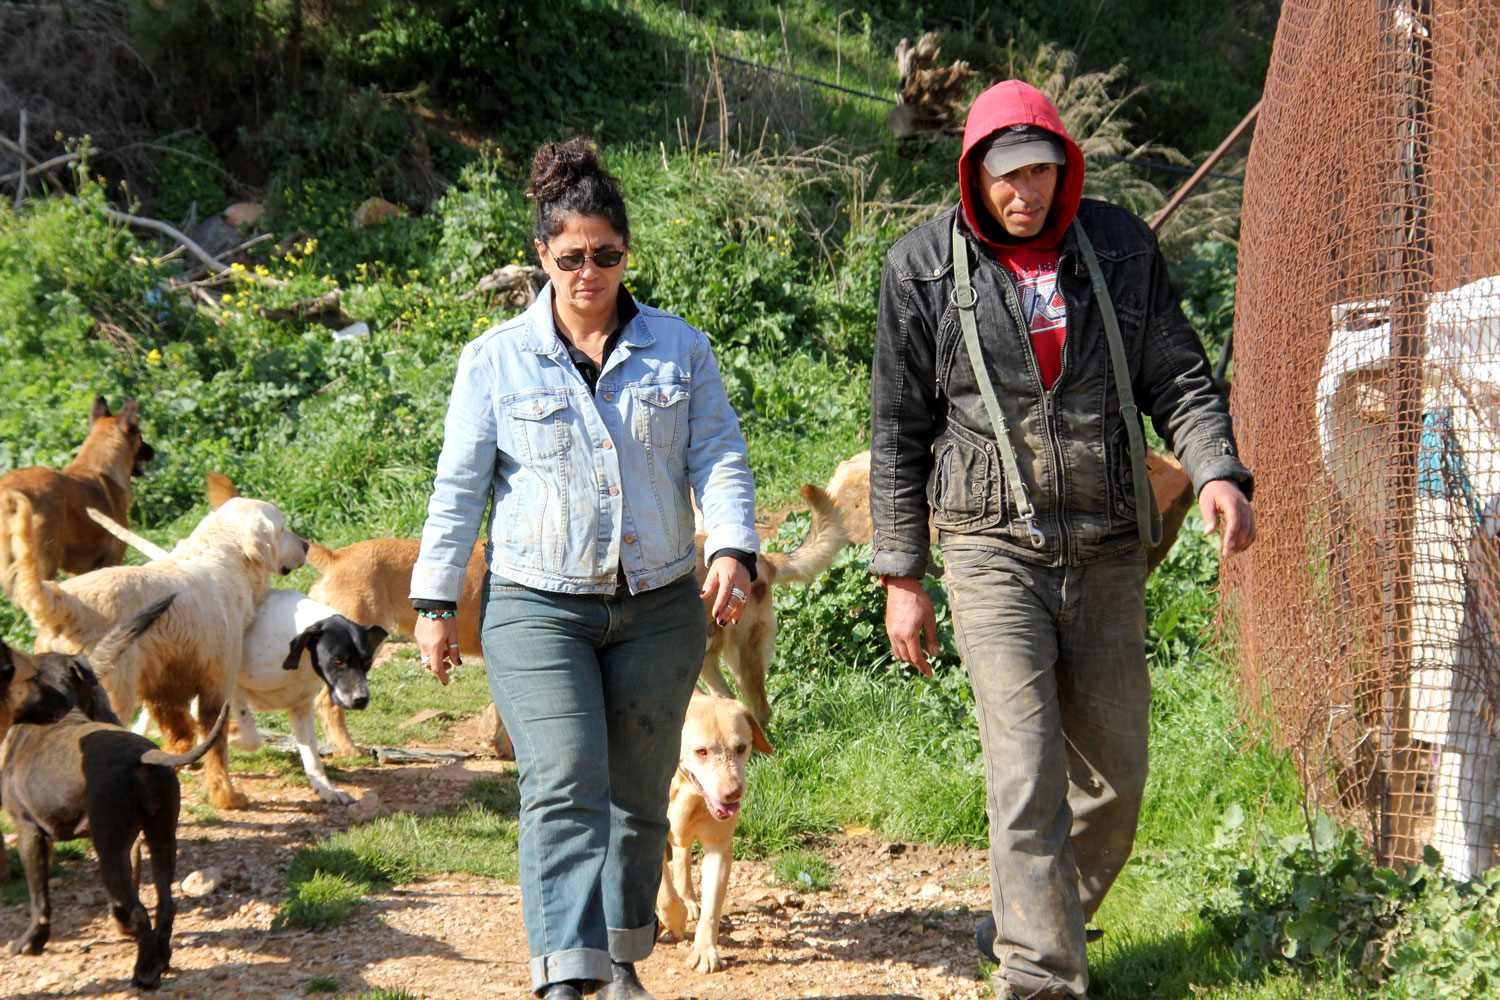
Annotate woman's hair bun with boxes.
[528,137,630,244]
[529,138,603,205]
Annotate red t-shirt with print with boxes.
[996,245,1065,389]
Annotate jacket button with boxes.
[533,405,542,414]
[658,394,667,403]
[603,392,614,402]
[608,486,619,496]
[624,533,635,544]
[601,440,613,450]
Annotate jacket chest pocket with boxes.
[1107,425,1137,521]
[508,393,573,461]
[633,384,690,451]
[927,422,1004,532]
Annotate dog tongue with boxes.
[709,798,741,820]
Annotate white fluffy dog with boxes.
[4,495,307,809]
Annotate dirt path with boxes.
[0,733,995,1000]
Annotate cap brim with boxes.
[982,139,1066,178]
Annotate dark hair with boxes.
[529,138,630,246]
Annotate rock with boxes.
[351,196,404,228]
[181,867,224,897]
[347,790,382,821]
[398,708,450,729]
[187,215,243,258]
[222,202,264,228]
[476,704,515,760]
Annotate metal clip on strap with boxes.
[951,220,1045,549]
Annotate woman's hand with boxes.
[701,556,752,628]
[414,614,462,685]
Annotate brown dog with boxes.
[1,596,227,990]
[0,396,153,594]
[656,692,773,973]
[694,483,848,723]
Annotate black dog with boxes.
[0,594,228,989]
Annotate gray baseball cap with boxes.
[980,125,1066,177]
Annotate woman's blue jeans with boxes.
[479,571,704,994]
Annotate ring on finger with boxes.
[730,587,747,602]
[447,643,460,649]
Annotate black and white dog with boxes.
[90,509,386,803]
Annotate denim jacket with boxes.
[869,203,1253,576]
[410,284,759,598]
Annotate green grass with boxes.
[302,976,341,995]
[274,778,520,931]
[1,835,92,905]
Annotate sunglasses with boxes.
[548,247,626,271]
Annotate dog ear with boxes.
[117,398,138,427]
[282,628,320,672]
[240,508,280,569]
[68,656,100,689]
[747,713,774,756]
[366,624,389,649]
[89,394,111,426]
[206,472,241,510]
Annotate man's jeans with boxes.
[945,544,1150,999]
[479,571,704,995]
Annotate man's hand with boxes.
[1198,479,1256,557]
[884,575,938,677]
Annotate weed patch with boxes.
[770,850,836,892]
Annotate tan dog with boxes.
[302,485,843,750]
[656,692,773,973]
[826,448,1195,573]
[4,493,307,809]
[693,483,848,724]
[0,396,153,594]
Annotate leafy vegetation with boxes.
[11,4,1481,1000]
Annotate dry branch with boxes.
[889,33,975,139]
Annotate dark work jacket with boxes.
[868,202,1254,577]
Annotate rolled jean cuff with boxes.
[529,948,612,994]
[608,920,658,962]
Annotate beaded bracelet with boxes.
[416,608,456,620]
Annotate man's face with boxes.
[979,161,1059,239]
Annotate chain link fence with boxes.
[1229,0,1500,873]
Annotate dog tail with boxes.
[4,494,102,634]
[85,506,171,561]
[305,540,335,574]
[140,701,231,768]
[764,484,849,585]
[91,593,176,673]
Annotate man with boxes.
[869,80,1255,999]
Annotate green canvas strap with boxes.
[1071,220,1163,548]
[951,220,1045,548]
[949,218,1162,551]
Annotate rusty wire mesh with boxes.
[1228,0,1500,871]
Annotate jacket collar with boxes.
[519,282,656,357]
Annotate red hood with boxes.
[959,80,1085,252]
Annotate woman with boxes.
[410,139,759,1000]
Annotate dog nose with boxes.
[348,692,369,710]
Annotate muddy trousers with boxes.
[479,571,705,996]
[945,544,1151,999]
